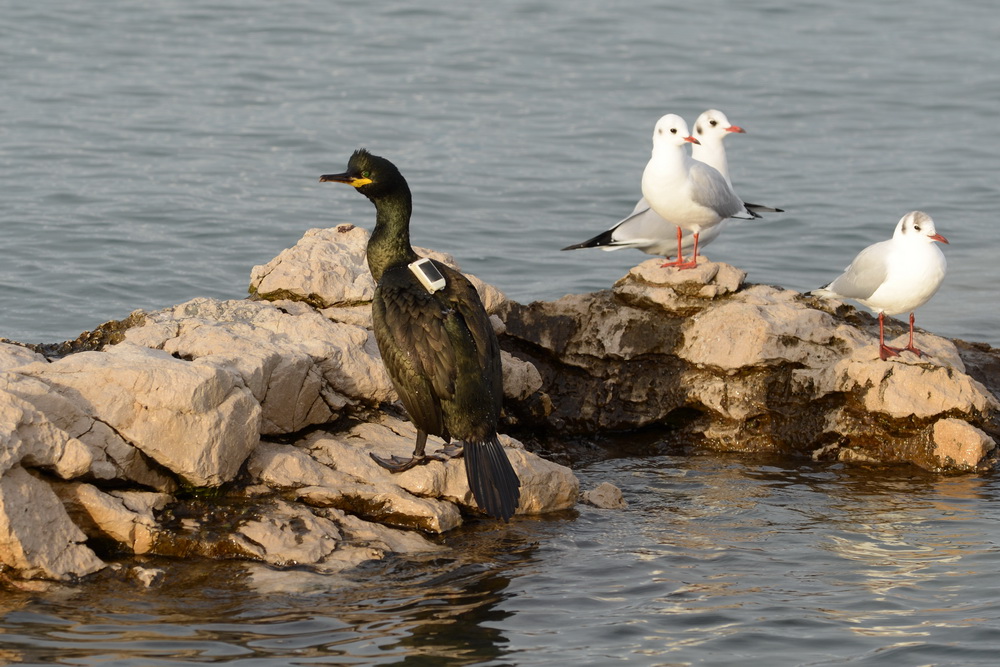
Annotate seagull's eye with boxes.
[913,224,921,232]
[709,120,718,127]
[670,128,678,134]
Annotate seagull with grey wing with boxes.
[637,113,760,269]
[563,111,781,267]
[812,211,948,361]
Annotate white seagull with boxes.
[692,109,782,217]
[812,211,948,361]
[639,113,760,269]
[562,110,781,266]
[692,108,745,187]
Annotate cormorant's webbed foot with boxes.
[438,443,464,459]
[369,443,466,473]
[370,431,466,473]
[369,452,437,473]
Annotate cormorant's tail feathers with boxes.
[464,437,521,522]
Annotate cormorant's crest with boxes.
[344,148,405,195]
[349,147,373,167]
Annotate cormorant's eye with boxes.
[362,170,371,179]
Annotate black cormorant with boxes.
[320,149,521,522]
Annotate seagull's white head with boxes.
[651,114,699,151]
[693,109,744,144]
[894,211,949,245]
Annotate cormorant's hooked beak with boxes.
[319,172,373,188]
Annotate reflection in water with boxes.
[0,528,545,666]
[496,454,1000,664]
[2,456,1000,665]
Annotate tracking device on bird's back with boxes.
[409,258,447,294]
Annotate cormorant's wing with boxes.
[373,260,502,441]
[372,266,453,438]
[435,262,503,430]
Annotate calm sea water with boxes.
[3,1,1000,664]
[3,454,1000,666]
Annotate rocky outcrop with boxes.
[1,223,997,583]
[498,258,999,471]
[0,225,577,584]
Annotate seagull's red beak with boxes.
[685,136,700,144]
[930,233,949,244]
[726,125,746,134]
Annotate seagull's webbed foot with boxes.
[670,259,700,270]
[879,344,903,361]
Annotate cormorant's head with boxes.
[319,149,406,201]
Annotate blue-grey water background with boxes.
[3,0,1000,665]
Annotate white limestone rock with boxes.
[232,499,344,567]
[501,350,543,401]
[321,507,445,555]
[0,375,93,481]
[18,343,261,487]
[250,225,376,307]
[1,371,175,489]
[248,224,507,314]
[247,439,462,533]
[0,343,46,372]
[0,466,105,580]
[126,297,395,434]
[306,416,579,522]
[55,483,171,554]
[932,419,997,469]
[581,482,628,509]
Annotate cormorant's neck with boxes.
[365,185,418,282]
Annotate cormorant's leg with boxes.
[370,431,466,472]
[370,430,434,472]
